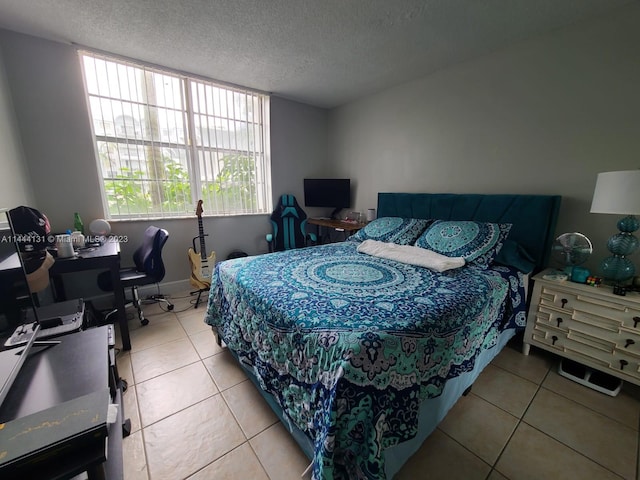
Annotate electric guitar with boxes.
[188,200,216,289]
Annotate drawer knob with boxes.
[552,335,558,346]
[634,317,640,328]
[625,339,635,348]
[556,318,563,328]
[560,298,568,308]
[620,359,629,370]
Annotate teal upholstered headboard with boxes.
[377,193,561,270]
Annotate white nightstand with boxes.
[524,269,640,389]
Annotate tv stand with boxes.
[330,207,343,220]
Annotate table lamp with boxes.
[590,170,640,284]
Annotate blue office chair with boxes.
[98,226,173,326]
[266,194,317,252]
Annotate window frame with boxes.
[80,50,272,220]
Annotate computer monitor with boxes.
[0,209,42,410]
[303,178,351,219]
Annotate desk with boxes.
[52,240,130,351]
[0,240,131,351]
[308,218,367,243]
[0,327,123,479]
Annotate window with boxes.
[80,51,271,219]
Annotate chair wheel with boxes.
[141,318,149,326]
[168,304,174,311]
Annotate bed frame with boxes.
[377,193,561,270]
[221,192,561,478]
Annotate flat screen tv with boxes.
[303,179,351,218]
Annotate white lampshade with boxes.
[590,170,640,215]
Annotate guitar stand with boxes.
[190,287,210,309]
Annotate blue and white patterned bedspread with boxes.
[205,241,525,479]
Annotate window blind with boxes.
[80,51,271,219]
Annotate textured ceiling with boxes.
[0,0,632,108]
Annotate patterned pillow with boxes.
[349,217,432,245]
[415,220,512,268]
[494,239,536,273]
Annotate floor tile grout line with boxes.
[515,366,630,479]
[218,379,252,441]
[485,366,552,480]
[130,358,210,388]
[492,353,640,433]
[136,390,230,476]
[136,354,233,479]
[117,296,206,479]
[486,354,637,479]
[489,358,546,387]
[138,416,152,480]
[536,384,640,433]
[247,435,276,480]
[520,421,628,480]
[434,425,493,473]
[216,382,282,479]
[534,384,640,436]
[187,442,260,480]
[137,391,223,431]
[219,378,281,439]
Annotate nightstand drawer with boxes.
[611,351,640,381]
[535,306,572,331]
[539,287,579,311]
[572,310,621,332]
[613,333,640,357]
[566,329,615,354]
[532,327,567,351]
[573,297,640,326]
[536,306,620,341]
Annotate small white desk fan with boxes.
[549,232,593,278]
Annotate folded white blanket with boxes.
[356,239,465,272]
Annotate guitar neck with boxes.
[198,216,207,260]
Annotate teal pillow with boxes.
[495,239,536,273]
[349,217,432,245]
[415,220,512,268]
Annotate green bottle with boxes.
[73,212,84,234]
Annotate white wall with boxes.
[328,5,640,273]
[0,30,328,297]
[0,45,34,215]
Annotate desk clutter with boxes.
[48,236,108,259]
[3,299,85,348]
[3,206,133,351]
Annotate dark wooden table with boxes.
[0,327,124,479]
[308,218,367,242]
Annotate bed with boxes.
[205,192,561,479]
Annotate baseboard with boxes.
[136,279,192,297]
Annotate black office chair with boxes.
[266,194,317,252]
[98,226,174,326]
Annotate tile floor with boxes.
[115,293,640,480]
